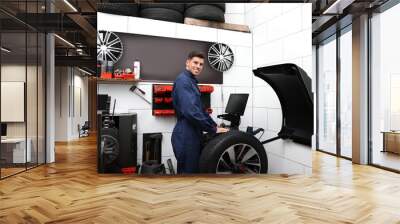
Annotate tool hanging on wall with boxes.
[129,85,151,104]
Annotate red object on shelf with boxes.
[154,85,173,95]
[164,97,173,104]
[206,108,213,114]
[121,167,136,174]
[154,97,163,104]
[198,85,214,93]
[100,72,112,79]
[154,109,175,116]
[114,73,124,79]
[123,73,135,80]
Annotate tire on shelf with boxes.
[108,0,132,2]
[199,130,268,174]
[184,5,225,23]
[139,8,184,23]
[140,3,185,13]
[97,3,139,17]
[185,3,226,12]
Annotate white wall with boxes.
[55,67,89,141]
[225,4,246,25]
[98,4,312,174]
[55,67,69,141]
[245,3,312,175]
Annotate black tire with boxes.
[140,8,184,23]
[140,3,185,13]
[100,127,119,165]
[140,160,166,175]
[108,0,132,2]
[199,130,268,174]
[184,5,225,23]
[98,3,139,17]
[185,3,226,12]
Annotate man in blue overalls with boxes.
[172,51,228,174]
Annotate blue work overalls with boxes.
[171,70,217,174]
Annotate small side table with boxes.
[382,131,400,154]
[1,138,32,163]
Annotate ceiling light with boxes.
[323,0,355,15]
[1,47,11,53]
[78,67,93,76]
[54,34,75,48]
[63,0,78,12]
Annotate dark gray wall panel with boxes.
[114,32,223,84]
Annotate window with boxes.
[339,27,352,158]
[0,1,46,179]
[318,35,337,155]
[370,3,400,171]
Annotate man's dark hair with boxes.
[187,51,204,60]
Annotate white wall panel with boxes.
[282,29,311,60]
[127,16,176,38]
[176,23,218,42]
[97,12,128,33]
[210,85,223,108]
[225,14,246,25]
[253,4,282,28]
[223,66,253,87]
[217,29,252,47]
[226,3,245,14]
[233,46,252,67]
[267,108,282,132]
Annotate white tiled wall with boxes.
[98,4,312,175]
[225,3,246,25]
[98,14,253,173]
[245,3,312,175]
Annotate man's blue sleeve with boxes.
[175,80,217,134]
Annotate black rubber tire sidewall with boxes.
[140,3,185,13]
[109,0,132,3]
[98,3,139,16]
[139,8,184,23]
[184,5,225,23]
[185,3,226,12]
[100,127,119,165]
[199,130,268,174]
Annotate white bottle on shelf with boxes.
[133,60,140,80]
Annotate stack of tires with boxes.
[184,3,226,23]
[98,2,226,24]
[139,3,185,23]
[97,0,139,17]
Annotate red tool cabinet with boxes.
[152,84,214,116]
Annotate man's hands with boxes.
[216,127,229,133]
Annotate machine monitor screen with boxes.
[225,94,249,116]
[1,123,7,137]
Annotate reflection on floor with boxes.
[0,167,25,178]
[0,136,400,223]
[0,162,42,178]
[373,150,400,171]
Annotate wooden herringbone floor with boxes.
[1,135,400,223]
